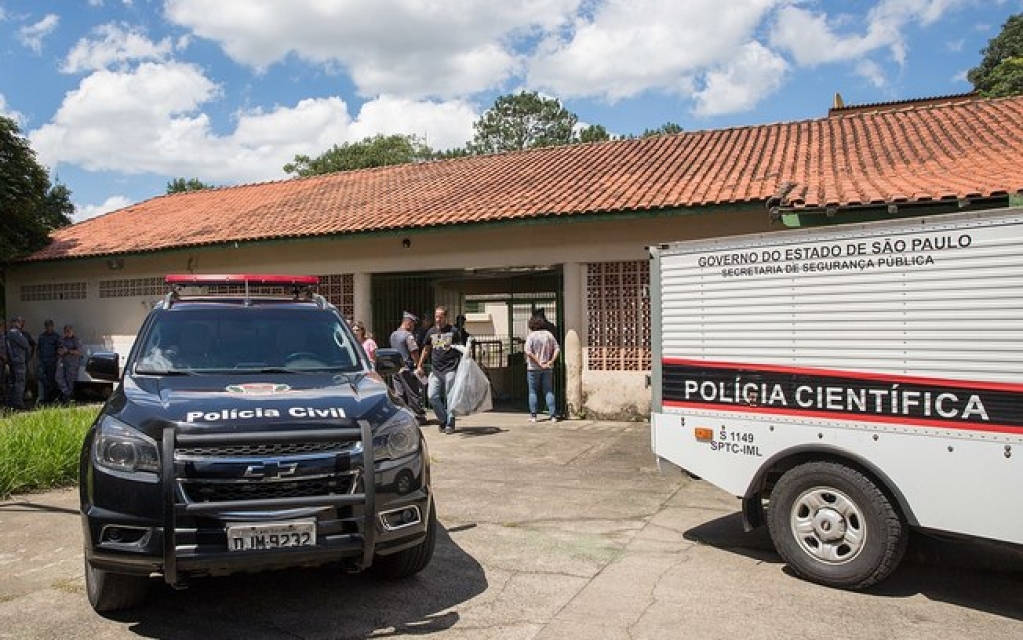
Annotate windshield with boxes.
[134,306,363,375]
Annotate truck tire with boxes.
[767,461,906,590]
[371,503,437,579]
[84,558,149,613]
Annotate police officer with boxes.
[6,317,31,410]
[37,319,61,405]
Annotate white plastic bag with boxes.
[447,341,493,416]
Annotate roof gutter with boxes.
[768,192,1022,228]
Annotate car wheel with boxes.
[767,461,907,590]
[371,502,437,579]
[84,557,149,613]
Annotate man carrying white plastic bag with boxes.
[446,337,493,417]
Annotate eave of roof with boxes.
[23,94,1023,263]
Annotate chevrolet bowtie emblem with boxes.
[243,461,299,479]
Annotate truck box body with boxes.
[650,208,1023,563]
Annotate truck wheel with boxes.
[767,462,906,590]
[371,503,437,579]
[84,558,149,613]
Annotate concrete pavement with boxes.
[0,411,1021,639]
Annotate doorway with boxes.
[370,267,564,414]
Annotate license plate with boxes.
[226,519,316,551]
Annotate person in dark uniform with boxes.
[37,319,61,405]
[389,312,426,422]
[6,317,31,410]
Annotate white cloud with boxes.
[63,24,175,73]
[692,42,788,116]
[17,13,59,53]
[347,96,477,151]
[0,94,26,125]
[164,0,580,99]
[75,195,133,222]
[28,62,479,188]
[527,0,784,102]
[771,0,971,69]
[855,59,887,89]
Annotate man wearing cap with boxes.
[37,319,61,405]
[6,317,31,410]
[390,312,426,422]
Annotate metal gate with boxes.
[370,269,564,414]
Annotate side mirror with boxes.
[86,352,120,382]
[374,349,403,377]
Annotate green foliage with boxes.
[0,116,73,264]
[469,91,578,154]
[284,134,436,177]
[968,13,1023,97]
[640,122,684,138]
[167,177,215,193]
[0,406,96,497]
[578,124,613,144]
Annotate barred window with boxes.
[318,274,355,320]
[20,282,87,302]
[99,277,165,298]
[586,261,651,371]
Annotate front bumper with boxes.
[82,422,430,584]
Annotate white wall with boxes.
[6,207,775,417]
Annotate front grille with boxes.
[172,428,364,505]
[181,476,355,502]
[176,441,354,458]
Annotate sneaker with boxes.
[529,415,537,423]
[443,425,455,434]
[550,416,559,423]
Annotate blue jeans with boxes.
[428,369,457,428]
[527,369,556,419]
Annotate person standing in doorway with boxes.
[56,324,83,403]
[524,315,561,423]
[37,319,60,405]
[389,312,426,421]
[416,306,465,434]
[6,317,31,410]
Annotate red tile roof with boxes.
[28,94,1023,262]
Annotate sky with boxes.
[1,1,1020,223]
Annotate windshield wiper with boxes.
[135,369,195,376]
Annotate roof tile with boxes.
[27,95,1023,261]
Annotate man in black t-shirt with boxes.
[416,306,465,434]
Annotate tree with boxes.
[578,124,613,144]
[968,13,1023,97]
[283,134,436,177]
[167,177,215,194]
[468,91,578,154]
[0,116,73,265]
[640,122,684,138]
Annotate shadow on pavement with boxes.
[451,426,506,438]
[685,511,1023,621]
[112,525,487,638]
[0,500,80,516]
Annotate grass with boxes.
[0,405,97,498]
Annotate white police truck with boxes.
[650,207,1023,588]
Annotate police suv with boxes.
[80,275,434,612]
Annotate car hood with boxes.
[111,371,393,439]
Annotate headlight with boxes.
[92,415,160,475]
[372,409,421,461]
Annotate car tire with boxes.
[371,502,437,579]
[84,557,149,613]
[767,461,906,590]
